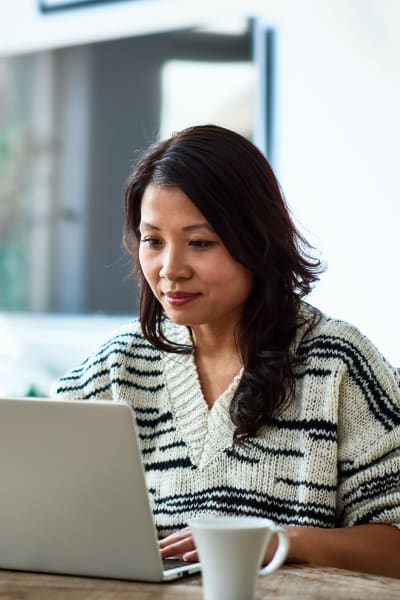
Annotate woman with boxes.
[55,124,400,577]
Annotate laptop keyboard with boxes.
[163,557,192,570]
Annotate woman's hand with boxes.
[159,526,199,562]
[159,525,292,565]
[159,523,400,578]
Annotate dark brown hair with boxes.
[124,124,323,442]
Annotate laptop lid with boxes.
[0,397,199,581]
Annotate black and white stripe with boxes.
[54,310,400,534]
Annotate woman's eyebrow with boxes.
[182,223,214,232]
[139,222,160,231]
[140,222,214,232]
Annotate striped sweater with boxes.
[54,307,400,536]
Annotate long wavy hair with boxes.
[124,124,323,443]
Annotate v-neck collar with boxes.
[161,322,242,468]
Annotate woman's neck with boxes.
[190,323,240,360]
[190,324,243,409]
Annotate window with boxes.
[161,60,255,139]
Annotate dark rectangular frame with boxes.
[39,0,133,13]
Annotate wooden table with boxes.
[1,565,399,599]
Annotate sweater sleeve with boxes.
[335,324,400,528]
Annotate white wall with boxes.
[254,0,400,365]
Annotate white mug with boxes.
[189,516,289,600]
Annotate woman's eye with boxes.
[141,237,161,247]
[189,240,216,249]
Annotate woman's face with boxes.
[138,184,253,332]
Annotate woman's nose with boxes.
[159,249,191,280]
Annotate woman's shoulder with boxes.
[87,319,162,364]
[88,318,190,361]
[100,319,149,349]
[301,304,375,348]
[52,319,164,398]
[298,304,398,375]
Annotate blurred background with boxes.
[0,0,399,395]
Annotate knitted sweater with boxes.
[54,307,400,536]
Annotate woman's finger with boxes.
[159,526,191,548]
[159,533,195,558]
[182,549,199,562]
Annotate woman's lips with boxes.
[163,291,201,306]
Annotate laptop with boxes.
[0,396,200,581]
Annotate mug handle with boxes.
[259,526,289,575]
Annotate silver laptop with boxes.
[0,396,200,581]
